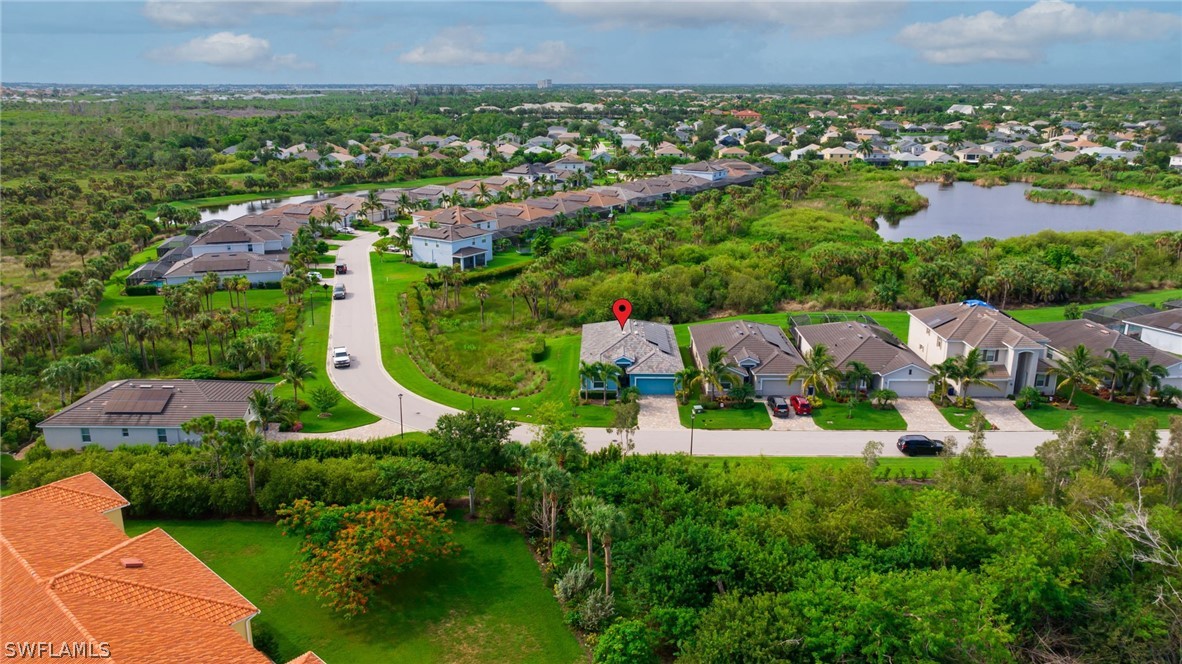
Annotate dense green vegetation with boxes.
[1024,187,1095,205]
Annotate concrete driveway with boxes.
[638,397,683,430]
[974,398,1043,431]
[767,403,821,431]
[894,398,953,431]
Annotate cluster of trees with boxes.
[1050,344,1181,408]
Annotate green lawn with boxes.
[691,455,1042,474]
[1008,289,1182,326]
[678,400,771,430]
[938,405,994,431]
[1,454,24,496]
[813,400,908,431]
[125,517,581,664]
[371,253,615,427]
[273,291,379,433]
[1021,389,1180,430]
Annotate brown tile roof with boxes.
[1033,320,1182,367]
[2,475,272,664]
[419,206,493,226]
[794,322,932,376]
[38,380,273,430]
[689,320,803,377]
[910,302,1048,348]
[412,225,491,241]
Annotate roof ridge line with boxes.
[51,569,257,616]
[2,538,107,651]
[50,529,151,579]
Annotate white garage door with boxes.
[757,378,791,397]
[885,379,930,397]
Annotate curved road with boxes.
[326,228,1072,456]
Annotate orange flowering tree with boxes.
[277,497,459,616]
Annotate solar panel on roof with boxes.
[102,389,173,414]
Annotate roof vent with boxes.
[121,558,144,569]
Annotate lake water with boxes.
[196,194,318,222]
[875,182,1181,241]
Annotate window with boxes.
[936,338,942,348]
[157,428,168,443]
[121,428,129,438]
[81,428,91,443]
[1035,374,1049,388]
[983,349,999,362]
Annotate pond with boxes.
[875,182,1181,241]
[194,187,385,222]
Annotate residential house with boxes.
[689,320,804,396]
[1033,320,1182,392]
[412,206,496,230]
[1122,309,1182,355]
[547,155,591,174]
[37,380,274,449]
[189,223,287,257]
[918,150,956,165]
[672,161,728,181]
[854,128,881,142]
[416,135,448,147]
[1169,155,1182,171]
[1,473,324,664]
[525,136,555,149]
[718,146,749,158]
[1014,150,1052,163]
[889,152,927,168]
[820,146,854,163]
[381,145,419,159]
[908,301,1053,397]
[947,104,976,115]
[503,163,557,183]
[789,144,820,161]
[159,253,287,286]
[1082,301,1160,329]
[858,149,891,166]
[731,109,762,123]
[793,322,934,397]
[954,147,989,164]
[410,225,494,270]
[579,320,684,395]
[653,142,687,158]
[496,143,521,158]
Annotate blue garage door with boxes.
[632,375,676,395]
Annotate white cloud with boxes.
[398,27,571,69]
[897,0,1182,65]
[545,0,905,34]
[147,32,314,69]
[142,0,338,29]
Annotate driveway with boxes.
[766,403,821,431]
[974,398,1043,431]
[894,398,953,431]
[638,397,683,430]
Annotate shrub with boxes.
[530,337,548,362]
[1015,386,1042,410]
[23,441,52,463]
[571,588,616,633]
[179,364,218,379]
[594,620,658,664]
[555,562,596,604]
[309,386,341,416]
[251,621,281,662]
[208,478,251,516]
[475,472,511,522]
[124,285,159,296]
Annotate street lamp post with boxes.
[398,393,404,437]
[689,411,696,456]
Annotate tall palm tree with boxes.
[578,361,597,402]
[394,224,412,257]
[474,284,490,329]
[589,502,626,595]
[1049,344,1102,406]
[234,429,269,516]
[1125,357,1168,405]
[319,204,342,233]
[702,345,730,402]
[788,344,842,397]
[282,351,316,405]
[955,348,998,404]
[843,360,874,395]
[247,388,283,441]
[1102,349,1131,401]
[673,367,703,405]
[568,495,602,568]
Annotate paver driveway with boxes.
[894,398,953,431]
[974,398,1043,431]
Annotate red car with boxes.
[789,395,812,416]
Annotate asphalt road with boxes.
[322,228,1079,457]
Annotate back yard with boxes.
[126,516,581,664]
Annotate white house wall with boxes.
[1140,328,1182,355]
[42,426,198,450]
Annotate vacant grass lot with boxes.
[125,516,581,664]
[678,400,771,430]
[813,401,908,431]
[1022,390,1180,430]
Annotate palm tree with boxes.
[673,367,703,405]
[954,349,998,405]
[474,284,490,329]
[319,204,342,233]
[702,345,730,402]
[569,495,602,568]
[857,139,875,158]
[282,351,316,405]
[578,361,597,402]
[843,360,874,396]
[601,363,625,403]
[1126,357,1168,405]
[1102,349,1131,401]
[394,224,412,257]
[589,502,626,595]
[1049,344,1102,406]
[788,344,842,397]
[361,189,384,222]
[234,429,270,515]
[247,388,283,441]
[41,360,76,406]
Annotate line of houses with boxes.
[578,300,1182,398]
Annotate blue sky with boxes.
[3,1,1180,85]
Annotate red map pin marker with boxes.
[612,299,633,330]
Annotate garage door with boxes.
[885,379,930,397]
[756,378,791,397]
[633,376,676,395]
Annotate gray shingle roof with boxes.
[1033,320,1181,367]
[580,320,684,376]
[38,380,273,429]
[794,322,932,376]
[1123,308,1182,334]
[689,320,803,377]
[910,302,1048,348]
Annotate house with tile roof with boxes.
[1033,320,1182,392]
[908,301,1053,397]
[794,322,934,397]
[1122,308,1182,355]
[689,320,804,396]
[410,224,493,270]
[580,320,684,395]
[37,380,275,450]
[1,473,323,664]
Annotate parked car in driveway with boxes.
[897,435,944,456]
[789,395,812,416]
[767,396,791,418]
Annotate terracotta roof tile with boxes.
[286,653,327,664]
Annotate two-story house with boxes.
[907,301,1053,398]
